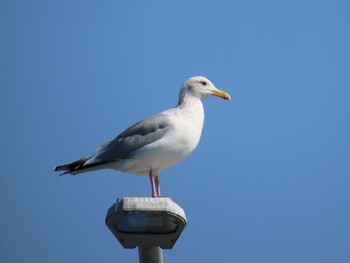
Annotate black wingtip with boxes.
[58,171,70,177]
[53,165,70,176]
[53,157,106,176]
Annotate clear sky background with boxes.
[1,1,350,262]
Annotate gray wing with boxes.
[91,114,171,162]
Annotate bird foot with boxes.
[152,195,169,198]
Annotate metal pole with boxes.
[138,246,163,263]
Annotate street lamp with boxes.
[106,197,187,263]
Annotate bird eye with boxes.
[200,81,207,86]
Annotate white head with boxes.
[178,76,231,103]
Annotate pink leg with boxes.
[149,171,157,197]
[149,170,168,198]
[155,176,161,196]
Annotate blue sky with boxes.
[1,0,350,262]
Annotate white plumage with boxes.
[54,76,230,197]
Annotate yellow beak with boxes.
[212,89,231,100]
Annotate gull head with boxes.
[179,76,231,102]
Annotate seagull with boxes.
[54,76,230,197]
